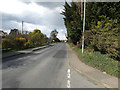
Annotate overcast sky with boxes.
[0,0,70,40]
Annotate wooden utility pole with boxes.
[75,1,83,20]
[22,21,24,34]
[81,0,83,20]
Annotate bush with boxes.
[11,38,26,49]
[2,39,12,49]
[83,17,120,60]
[18,38,26,44]
[2,38,26,50]
[25,41,30,48]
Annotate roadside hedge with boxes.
[2,39,12,49]
[2,38,26,49]
[79,18,120,61]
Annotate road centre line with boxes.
[67,69,71,88]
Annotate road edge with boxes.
[2,44,54,59]
[66,43,116,89]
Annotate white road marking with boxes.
[67,69,70,73]
[67,69,71,79]
[67,69,71,88]
[67,80,71,88]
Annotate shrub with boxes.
[18,38,26,44]
[25,41,30,48]
[2,39,12,49]
[2,38,26,50]
[11,38,26,49]
[83,17,120,60]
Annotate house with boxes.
[0,30,7,38]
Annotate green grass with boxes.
[68,43,119,77]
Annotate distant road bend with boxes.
[2,43,102,88]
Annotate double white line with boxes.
[67,69,71,88]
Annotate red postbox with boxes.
[76,42,78,46]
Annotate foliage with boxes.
[28,29,47,47]
[88,18,120,60]
[69,43,119,77]
[86,2,120,29]
[2,39,12,49]
[61,40,66,42]
[50,29,61,42]
[50,29,58,39]
[2,28,49,52]
[2,38,26,49]
[16,38,26,44]
[11,39,25,49]
[5,34,18,39]
[6,29,29,40]
[61,2,82,44]
[53,37,60,42]
[25,40,31,48]
[63,2,120,61]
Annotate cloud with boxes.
[57,29,67,40]
[0,0,66,40]
[0,0,27,15]
[36,2,64,9]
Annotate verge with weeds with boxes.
[68,43,119,77]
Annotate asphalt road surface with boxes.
[2,43,103,88]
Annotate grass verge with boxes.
[68,43,119,77]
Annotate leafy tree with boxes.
[86,2,120,29]
[50,29,61,42]
[62,2,120,61]
[28,29,47,46]
[50,29,58,39]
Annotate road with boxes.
[2,43,103,88]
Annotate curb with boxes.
[2,52,25,60]
[67,44,116,89]
[2,44,54,59]
[69,62,112,88]
[69,63,120,90]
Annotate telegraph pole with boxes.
[81,0,83,20]
[82,0,86,54]
[22,21,24,34]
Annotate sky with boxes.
[0,0,70,40]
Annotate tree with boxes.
[62,2,120,60]
[28,29,47,46]
[86,2,120,29]
[50,29,61,42]
[61,2,82,44]
[50,29,58,39]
